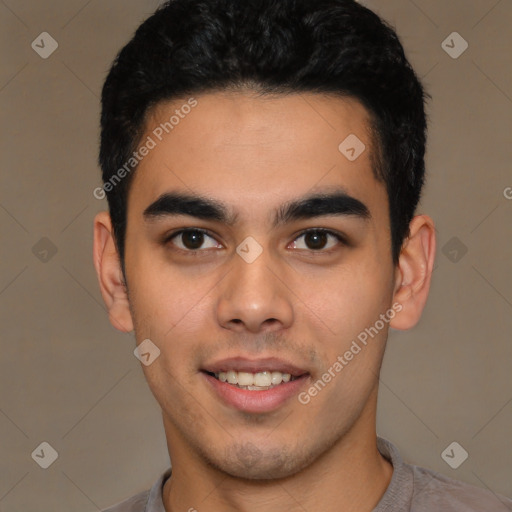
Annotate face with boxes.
[121,91,398,479]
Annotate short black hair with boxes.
[99,0,430,277]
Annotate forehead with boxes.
[128,91,387,224]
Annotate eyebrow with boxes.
[143,189,371,228]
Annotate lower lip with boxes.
[202,372,309,413]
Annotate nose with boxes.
[216,244,294,333]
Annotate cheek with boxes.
[128,256,217,378]
[129,247,210,330]
[304,260,392,343]
[298,264,391,418]
[132,273,207,406]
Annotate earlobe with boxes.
[93,211,134,333]
[390,215,436,330]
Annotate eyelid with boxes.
[163,227,212,242]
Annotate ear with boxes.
[93,211,134,333]
[390,214,436,330]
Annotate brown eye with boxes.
[291,229,345,251]
[167,229,220,252]
[180,230,206,250]
[304,231,329,250]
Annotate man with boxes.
[93,0,512,510]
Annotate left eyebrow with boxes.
[274,191,371,227]
[143,189,371,227]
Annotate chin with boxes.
[204,441,317,481]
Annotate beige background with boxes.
[0,0,511,510]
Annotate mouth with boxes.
[201,358,310,413]
[203,370,301,391]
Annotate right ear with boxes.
[93,211,134,333]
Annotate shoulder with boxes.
[100,467,171,512]
[101,490,150,512]
[375,437,511,512]
[410,464,512,511]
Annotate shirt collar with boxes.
[373,436,414,511]
[145,467,171,512]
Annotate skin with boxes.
[93,91,436,512]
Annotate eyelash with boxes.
[163,228,348,256]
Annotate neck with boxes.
[162,389,393,512]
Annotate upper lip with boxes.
[202,357,309,377]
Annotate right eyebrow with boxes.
[143,192,239,225]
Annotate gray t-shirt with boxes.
[102,436,512,511]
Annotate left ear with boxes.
[390,214,436,330]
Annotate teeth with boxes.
[215,370,295,387]
[238,372,254,386]
[271,371,282,385]
[254,372,272,387]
